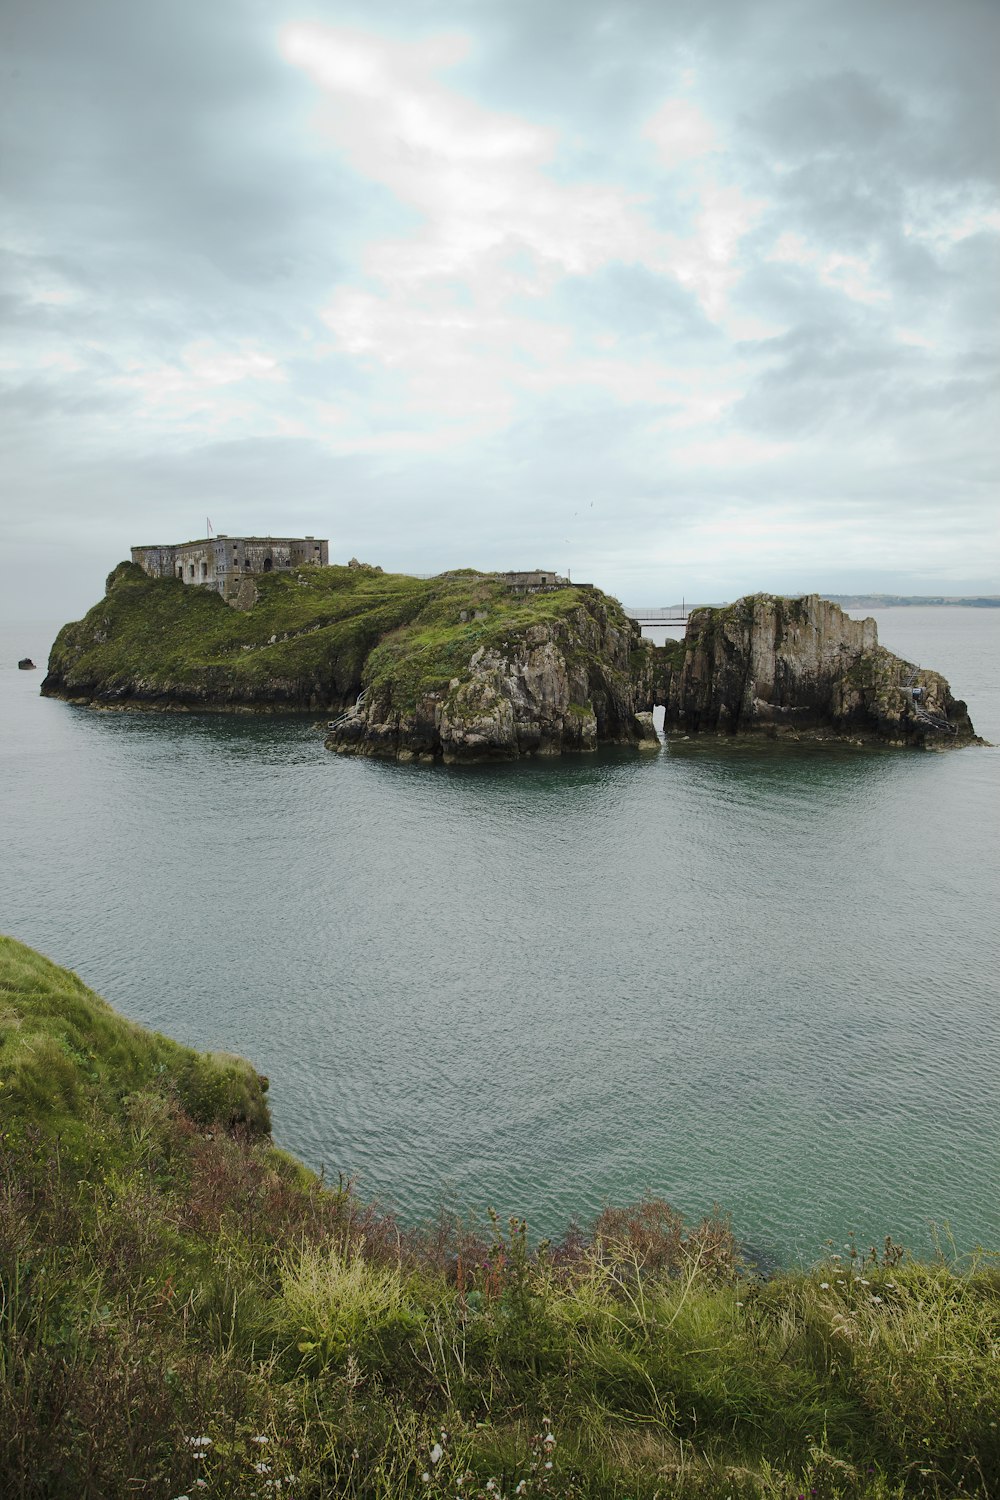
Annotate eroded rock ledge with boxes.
[326,592,659,763]
[658,594,980,747]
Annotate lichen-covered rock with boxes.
[660,593,980,746]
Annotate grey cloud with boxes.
[748,72,905,161]
[2,0,997,617]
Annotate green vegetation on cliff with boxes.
[42,564,642,719]
[3,937,998,1499]
[43,562,437,709]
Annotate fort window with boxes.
[262,557,273,572]
[189,564,195,577]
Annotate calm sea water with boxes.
[2,607,998,1266]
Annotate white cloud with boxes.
[285,24,766,444]
[643,98,718,167]
[768,231,888,305]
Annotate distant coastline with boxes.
[644,595,1000,612]
[825,594,1000,609]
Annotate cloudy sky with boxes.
[2,0,998,617]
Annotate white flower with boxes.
[545,1460,553,1469]
[544,1433,555,1446]
[857,1277,870,1285]
[253,1434,270,1445]
[871,1295,883,1304]
[422,1474,430,1484]
[819,1282,830,1290]
[185,1437,212,1450]
[430,1443,443,1464]
[254,1463,271,1475]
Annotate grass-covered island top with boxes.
[42,563,979,757]
[2,934,998,1498]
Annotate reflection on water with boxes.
[1,611,998,1265]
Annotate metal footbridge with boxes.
[625,608,689,629]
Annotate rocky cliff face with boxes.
[327,595,659,763]
[42,563,660,759]
[660,594,979,746]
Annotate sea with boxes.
[2,606,998,1268]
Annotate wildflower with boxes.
[254,1463,271,1475]
[545,1460,553,1470]
[430,1442,444,1464]
[185,1437,213,1450]
[857,1277,869,1285]
[871,1295,883,1304]
[253,1434,270,1445]
[516,1485,526,1495]
[544,1432,556,1447]
[819,1282,830,1290]
[422,1474,430,1484]
[487,1482,496,1492]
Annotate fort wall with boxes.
[131,535,329,601]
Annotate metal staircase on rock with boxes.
[899,663,956,734]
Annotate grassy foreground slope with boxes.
[2,936,998,1500]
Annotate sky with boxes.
[2,0,998,618]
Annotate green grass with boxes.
[42,565,650,718]
[0,936,269,1163]
[43,562,441,708]
[2,935,998,1498]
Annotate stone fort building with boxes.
[131,534,329,601]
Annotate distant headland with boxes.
[41,557,982,755]
[823,594,1000,609]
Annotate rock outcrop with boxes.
[42,561,660,758]
[659,594,980,746]
[327,593,658,763]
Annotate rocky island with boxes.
[43,564,979,755]
[41,560,659,755]
[659,593,980,746]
